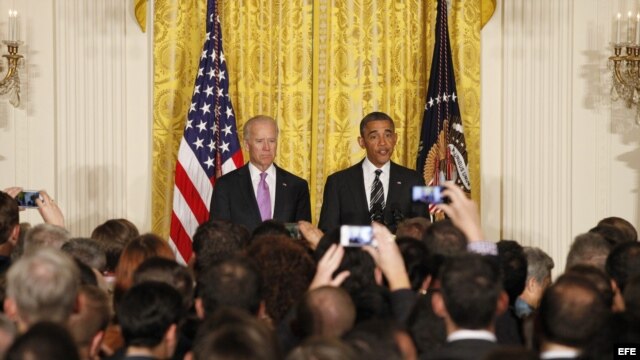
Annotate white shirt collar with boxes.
[248,162,276,179]
[539,350,580,359]
[447,329,497,343]
[362,157,390,174]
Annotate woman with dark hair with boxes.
[114,233,175,302]
[91,218,140,273]
[245,235,315,325]
[102,234,175,358]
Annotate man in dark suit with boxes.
[318,112,425,233]
[210,115,311,232]
[424,254,507,360]
[537,274,609,359]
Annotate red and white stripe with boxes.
[169,138,242,264]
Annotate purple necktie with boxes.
[257,172,271,221]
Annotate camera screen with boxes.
[340,225,374,247]
[284,223,301,239]
[412,186,446,204]
[16,191,40,208]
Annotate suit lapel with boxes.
[386,162,402,208]
[273,165,287,220]
[351,161,369,215]
[239,165,262,222]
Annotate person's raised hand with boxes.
[309,243,350,290]
[363,222,410,291]
[2,187,24,212]
[298,220,323,250]
[436,181,484,242]
[2,187,22,199]
[35,190,65,228]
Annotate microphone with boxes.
[370,203,384,224]
[391,206,405,225]
[387,204,404,234]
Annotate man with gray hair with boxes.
[22,223,71,254]
[565,232,612,271]
[61,237,107,272]
[515,246,554,318]
[210,115,311,231]
[4,247,80,331]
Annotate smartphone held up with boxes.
[16,191,41,208]
[284,222,301,240]
[340,225,376,247]
[412,186,449,205]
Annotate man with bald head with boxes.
[210,115,311,232]
[295,286,356,339]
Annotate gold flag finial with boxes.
[134,0,147,33]
[481,0,496,28]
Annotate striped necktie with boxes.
[370,169,384,220]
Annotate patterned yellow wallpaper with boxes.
[148,0,495,238]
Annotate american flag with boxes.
[416,0,471,214]
[169,0,243,264]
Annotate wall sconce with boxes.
[0,10,22,108]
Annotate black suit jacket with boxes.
[318,160,426,233]
[421,339,499,360]
[209,164,311,232]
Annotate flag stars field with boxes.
[200,103,211,115]
[425,92,458,110]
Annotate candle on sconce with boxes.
[629,11,633,43]
[618,12,622,43]
[7,10,18,42]
[635,12,640,45]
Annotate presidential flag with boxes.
[416,0,471,212]
[169,0,244,264]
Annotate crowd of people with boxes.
[1,112,639,359]
[0,182,638,360]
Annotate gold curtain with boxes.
[218,0,315,187]
[151,0,207,235]
[151,0,495,238]
[312,0,429,218]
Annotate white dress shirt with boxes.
[447,329,497,343]
[362,158,390,209]
[539,350,579,359]
[248,162,276,218]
